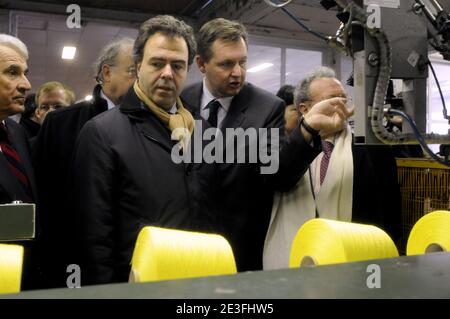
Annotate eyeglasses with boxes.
[39,104,64,111]
[307,94,350,106]
[101,65,136,79]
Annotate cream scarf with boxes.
[263,125,354,270]
[133,81,195,151]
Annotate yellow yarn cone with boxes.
[130,227,237,283]
[290,219,399,267]
[407,210,450,255]
[0,244,24,294]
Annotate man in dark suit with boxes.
[32,37,136,288]
[181,18,353,272]
[0,34,38,289]
[263,67,402,269]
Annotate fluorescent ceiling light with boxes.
[62,46,76,60]
[247,63,273,73]
[84,95,93,101]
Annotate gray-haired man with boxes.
[0,33,34,203]
[33,37,136,288]
[0,33,38,290]
[264,67,401,270]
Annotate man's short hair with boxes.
[0,34,28,59]
[197,18,248,62]
[93,37,134,84]
[294,66,336,106]
[133,15,196,66]
[35,81,76,106]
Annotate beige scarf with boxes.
[133,81,195,151]
[263,125,354,270]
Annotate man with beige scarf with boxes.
[70,15,218,285]
[263,67,402,270]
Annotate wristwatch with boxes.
[299,115,320,137]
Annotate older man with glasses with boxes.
[34,81,75,125]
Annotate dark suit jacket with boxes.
[32,84,108,288]
[0,118,37,203]
[71,87,218,285]
[181,82,321,271]
[0,118,38,290]
[19,117,40,139]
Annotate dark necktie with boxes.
[0,122,32,202]
[206,99,221,128]
[320,140,334,185]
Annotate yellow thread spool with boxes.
[0,244,24,294]
[289,219,399,267]
[130,227,237,283]
[407,210,450,255]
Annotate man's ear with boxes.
[298,103,309,115]
[35,108,43,124]
[195,55,206,74]
[136,62,141,79]
[101,64,112,83]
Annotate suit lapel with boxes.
[221,84,249,129]
[219,84,250,156]
[0,155,27,201]
[180,82,203,118]
[9,124,37,200]
[0,120,31,201]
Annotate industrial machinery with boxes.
[264,0,450,166]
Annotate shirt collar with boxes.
[139,101,177,114]
[100,90,117,110]
[324,135,336,144]
[201,78,233,112]
[168,103,177,114]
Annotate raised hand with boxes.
[302,97,354,139]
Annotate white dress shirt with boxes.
[200,78,232,128]
[100,90,117,110]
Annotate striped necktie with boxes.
[0,122,32,202]
[320,140,334,185]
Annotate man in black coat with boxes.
[0,34,37,289]
[32,37,136,288]
[181,18,353,272]
[71,15,218,285]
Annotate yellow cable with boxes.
[0,244,24,294]
[407,210,450,255]
[130,227,236,283]
[290,219,399,267]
